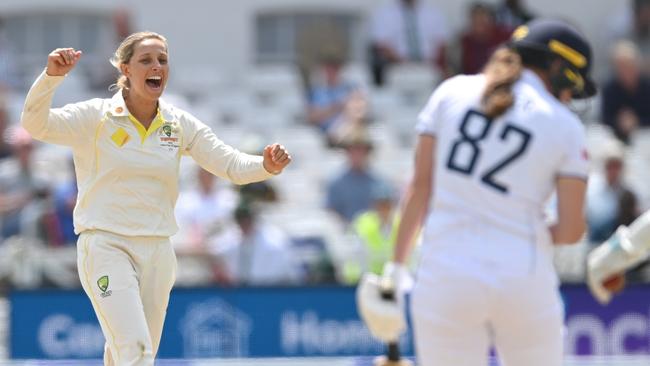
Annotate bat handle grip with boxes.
[387,342,400,362]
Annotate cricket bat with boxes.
[373,282,413,366]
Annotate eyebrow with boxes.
[137,51,168,57]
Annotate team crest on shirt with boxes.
[158,121,180,151]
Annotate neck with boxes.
[124,90,158,127]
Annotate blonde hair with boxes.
[109,31,168,90]
[481,47,523,119]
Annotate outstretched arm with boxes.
[185,121,291,185]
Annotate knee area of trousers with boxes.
[119,341,154,366]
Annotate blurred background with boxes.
[0,0,649,364]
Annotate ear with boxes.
[120,63,130,78]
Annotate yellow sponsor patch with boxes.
[110,128,130,147]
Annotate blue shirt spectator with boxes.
[325,133,384,223]
[307,54,368,146]
[54,179,78,245]
[309,80,354,133]
[0,127,50,241]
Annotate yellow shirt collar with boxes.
[128,109,165,143]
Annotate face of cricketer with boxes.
[121,38,169,102]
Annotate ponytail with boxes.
[481,47,523,119]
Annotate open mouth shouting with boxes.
[146,75,163,92]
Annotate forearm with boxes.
[21,70,64,139]
[393,184,430,264]
[549,207,586,244]
[188,124,275,185]
[553,176,587,245]
[223,152,274,185]
[549,219,586,244]
[392,135,436,264]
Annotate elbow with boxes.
[20,111,30,128]
[225,170,258,186]
[20,118,43,141]
[20,115,35,135]
[20,111,38,134]
[224,168,245,185]
[229,177,247,186]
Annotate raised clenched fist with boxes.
[46,48,83,77]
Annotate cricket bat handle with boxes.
[374,342,412,366]
[387,342,400,361]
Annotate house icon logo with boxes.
[180,298,252,358]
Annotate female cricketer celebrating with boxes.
[21,32,291,365]
[359,19,595,366]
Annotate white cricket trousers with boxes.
[410,255,564,366]
[77,230,177,366]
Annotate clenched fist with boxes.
[262,143,291,174]
[46,48,83,77]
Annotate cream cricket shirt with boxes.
[22,70,274,237]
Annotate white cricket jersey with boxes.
[22,70,274,237]
[415,70,588,262]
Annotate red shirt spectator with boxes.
[460,3,511,74]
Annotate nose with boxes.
[151,60,162,71]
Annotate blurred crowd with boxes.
[1,0,650,291]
